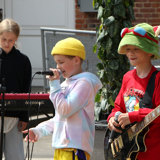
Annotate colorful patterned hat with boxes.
[118,23,160,58]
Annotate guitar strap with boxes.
[139,70,158,109]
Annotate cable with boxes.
[25,72,50,160]
[30,143,34,160]
[24,72,53,160]
[24,73,37,160]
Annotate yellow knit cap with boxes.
[51,37,86,60]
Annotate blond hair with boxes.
[0,18,20,37]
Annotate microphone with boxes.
[36,71,54,76]
[108,111,122,143]
[36,70,62,76]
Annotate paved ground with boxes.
[23,127,106,160]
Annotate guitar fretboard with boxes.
[132,105,160,136]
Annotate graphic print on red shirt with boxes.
[124,88,144,112]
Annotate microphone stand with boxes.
[0,56,6,160]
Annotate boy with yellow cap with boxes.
[107,23,160,160]
[23,37,102,160]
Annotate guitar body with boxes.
[104,126,149,160]
[128,127,149,159]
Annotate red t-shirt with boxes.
[107,66,160,160]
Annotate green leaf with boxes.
[97,6,104,19]
[101,87,107,95]
[128,6,135,20]
[93,0,95,6]
[104,16,115,26]
[100,98,108,111]
[103,4,112,17]
[105,37,113,53]
[108,96,114,106]
[99,69,105,79]
[96,29,105,43]
[95,92,101,102]
[93,3,99,10]
[107,0,111,3]
[94,102,101,121]
[108,59,119,70]
[108,21,120,38]
[93,44,97,53]
[128,0,134,6]
[97,63,104,70]
[114,0,123,5]
[113,4,126,18]
[124,0,129,7]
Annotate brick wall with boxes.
[75,0,100,30]
[75,0,160,30]
[133,0,160,26]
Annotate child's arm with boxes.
[23,129,38,142]
[50,78,95,118]
[23,117,55,142]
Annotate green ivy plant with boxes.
[93,0,135,121]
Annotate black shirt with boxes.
[0,46,32,122]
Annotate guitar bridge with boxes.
[111,135,124,157]
[117,135,124,149]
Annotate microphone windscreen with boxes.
[115,111,122,122]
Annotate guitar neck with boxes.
[133,105,160,135]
